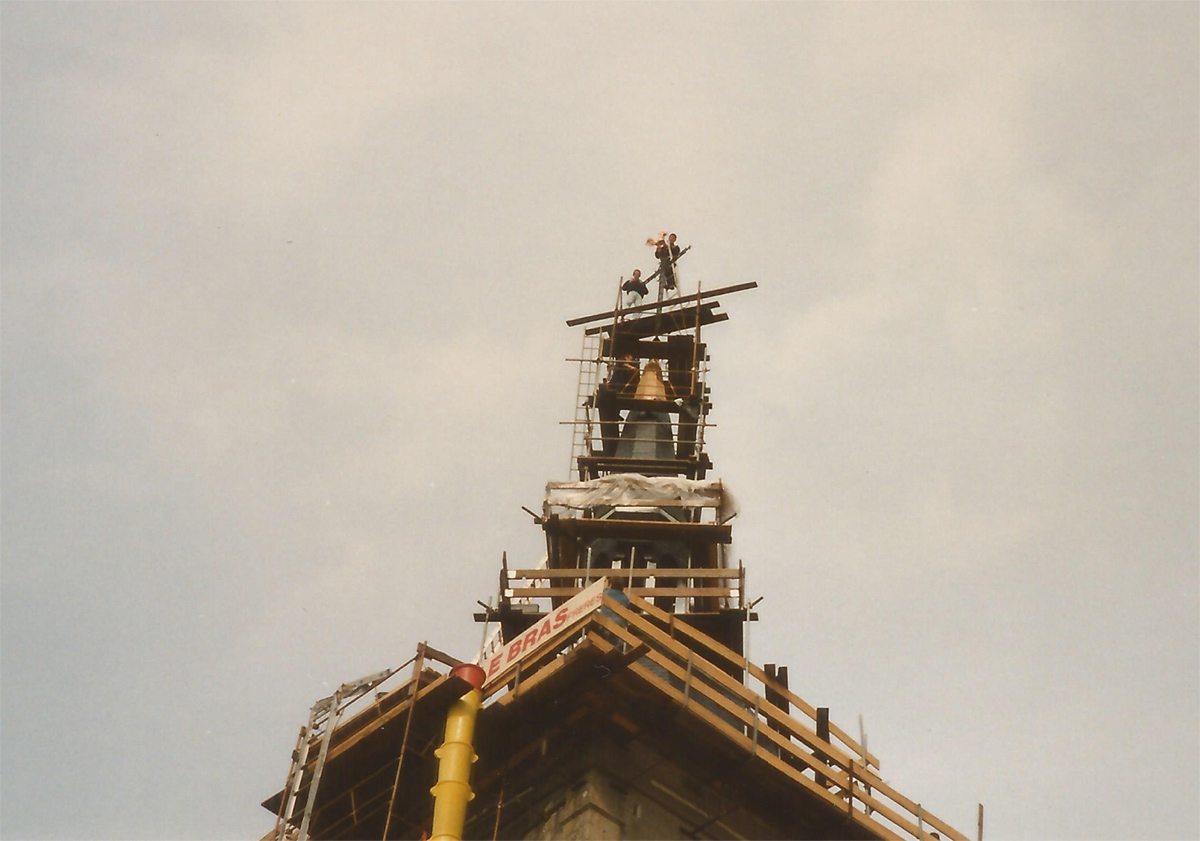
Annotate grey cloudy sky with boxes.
[1,3,1196,839]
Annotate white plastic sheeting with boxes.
[544,474,737,523]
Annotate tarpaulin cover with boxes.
[545,474,737,522]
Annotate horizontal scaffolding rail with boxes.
[481,593,970,841]
[508,568,740,579]
[565,281,759,327]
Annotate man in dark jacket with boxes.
[655,233,681,291]
[622,269,648,308]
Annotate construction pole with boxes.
[381,644,427,841]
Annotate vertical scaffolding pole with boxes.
[815,707,830,789]
[382,644,427,841]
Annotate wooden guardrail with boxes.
[503,567,743,602]
[482,591,969,841]
[509,569,739,579]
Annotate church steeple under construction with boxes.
[261,238,976,841]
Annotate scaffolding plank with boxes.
[566,281,758,327]
[586,308,729,337]
[544,518,732,544]
[325,672,468,766]
[507,587,735,598]
[509,568,739,580]
[575,455,711,479]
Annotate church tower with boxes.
[262,240,975,841]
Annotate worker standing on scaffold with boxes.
[653,233,682,296]
[622,269,648,309]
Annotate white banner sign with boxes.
[482,577,609,687]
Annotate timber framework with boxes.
[261,238,980,841]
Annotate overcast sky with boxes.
[2,3,1196,840]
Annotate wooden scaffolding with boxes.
[262,242,975,841]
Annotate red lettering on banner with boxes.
[482,577,609,688]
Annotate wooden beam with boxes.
[620,658,904,841]
[592,614,847,784]
[478,604,967,841]
[614,596,968,841]
[323,672,468,766]
[566,281,758,327]
[574,455,710,477]
[420,644,462,669]
[506,587,735,598]
[597,603,859,776]
[543,517,732,544]
[625,592,883,770]
[586,309,729,337]
[596,605,965,841]
[815,707,830,788]
[509,568,740,580]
